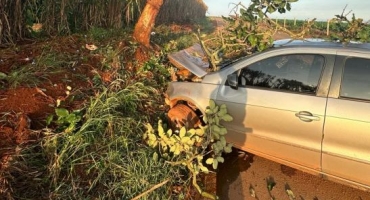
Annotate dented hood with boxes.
[168,43,209,77]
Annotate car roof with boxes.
[273,38,370,51]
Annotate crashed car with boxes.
[166,39,370,191]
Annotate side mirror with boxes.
[227,73,238,90]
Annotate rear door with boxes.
[217,49,335,172]
[323,53,370,188]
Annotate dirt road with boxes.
[217,150,370,200]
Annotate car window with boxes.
[239,54,324,94]
[340,57,370,101]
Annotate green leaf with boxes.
[212,143,221,152]
[148,134,157,142]
[148,140,158,148]
[167,129,173,137]
[258,10,264,19]
[217,105,227,117]
[160,140,167,148]
[195,128,204,136]
[208,117,214,124]
[66,114,77,123]
[217,157,225,163]
[0,72,7,79]
[212,131,220,140]
[278,7,286,13]
[180,137,190,143]
[152,152,158,162]
[286,188,296,200]
[267,5,276,13]
[179,127,186,138]
[205,108,213,115]
[203,114,208,123]
[221,114,233,122]
[224,144,233,153]
[55,108,69,117]
[195,136,203,143]
[248,35,257,46]
[266,177,276,191]
[212,106,219,113]
[145,123,154,133]
[200,166,209,173]
[158,124,165,137]
[187,129,196,136]
[65,125,75,133]
[209,100,216,110]
[212,125,220,133]
[220,137,227,147]
[212,159,218,169]
[205,158,214,165]
[219,127,227,135]
[214,115,220,125]
[174,147,181,155]
[186,138,195,146]
[286,2,291,11]
[46,115,53,126]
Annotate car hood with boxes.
[168,43,209,78]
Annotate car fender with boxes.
[166,81,220,113]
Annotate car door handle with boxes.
[295,111,320,122]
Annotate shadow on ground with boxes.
[217,148,254,200]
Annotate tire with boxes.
[167,104,200,129]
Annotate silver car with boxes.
[166,39,370,191]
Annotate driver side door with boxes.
[216,53,332,172]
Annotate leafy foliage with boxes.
[47,108,82,133]
[330,9,370,43]
[144,100,233,199]
[198,1,370,72]
[197,0,301,71]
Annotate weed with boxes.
[46,108,83,133]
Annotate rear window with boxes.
[340,57,370,101]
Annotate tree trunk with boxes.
[133,0,164,47]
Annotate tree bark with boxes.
[133,0,164,47]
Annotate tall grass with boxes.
[1,56,179,199]
[0,0,207,45]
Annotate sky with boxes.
[203,0,370,21]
